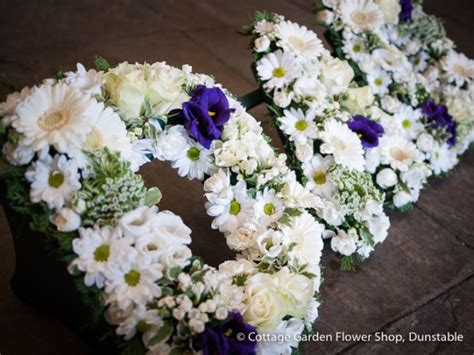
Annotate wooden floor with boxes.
[0,0,473,354]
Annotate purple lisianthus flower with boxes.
[347,115,384,148]
[422,99,457,146]
[180,84,234,149]
[198,312,257,355]
[399,0,413,21]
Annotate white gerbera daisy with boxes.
[442,50,474,86]
[392,104,424,140]
[340,0,384,32]
[282,211,324,267]
[69,226,135,288]
[206,180,255,233]
[105,255,163,310]
[278,108,318,145]
[302,154,336,198]
[256,50,300,90]
[13,83,99,153]
[72,103,133,167]
[275,20,325,58]
[254,188,285,226]
[172,141,214,181]
[320,119,365,171]
[379,135,423,171]
[367,69,392,96]
[25,154,81,209]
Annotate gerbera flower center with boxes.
[85,128,104,149]
[93,244,110,262]
[263,203,275,216]
[272,66,286,78]
[187,147,201,161]
[124,270,141,286]
[351,11,368,25]
[38,110,69,131]
[288,36,305,50]
[48,171,65,188]
[453,64,469,77]
[295,119,308,131]
[136,320,151,333]
[229,200,241,215]
[402,119,412,128]
[313,171,327,185]
[390,147,409,162]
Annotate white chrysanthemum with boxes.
[367,69,392,96]
[72,103,133,167]
[302,154,336,198]
[172,141,214,181]
[392,104,424,140]
[25,154,81,209]
[69,226,135,288]
[282,211,324,267]
[340,0,384,32]
[64,63,104,95]
[254,188,285,226]
[13,83,100,153]
[275,20,325,58]
[105,255,163,310]
[442,50,474,86]
[429,143,459,175]
[256,50,300,90]
[116,306,161,341]
[379,135,423,171]
[319,119,365,171]
[206,180,255,233]
[342,36,366,61]
[278,108,318,145]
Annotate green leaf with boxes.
[283,207,303,217]
[340,255,356,272]
[94,55,110,71]
[145,187,162,206]
[168,266,182,279]
[55,66,65,81]
[148,320,174,346]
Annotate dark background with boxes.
[0,0,473,354]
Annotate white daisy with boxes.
[367,69,392,96]
[254,188,285,226]
[429,143,459,175]
[13,83,100,154]
[206,180,255,233]
[256,50,300,90]
[69,226,135,288]
[172,141,214,181]
[319,119,365,171]
[275,20,325,58]
[25,154,81,209]
[392,104,424,140]
[116,306,161,341]
[278,107,318,145]
[379,135,423,171]
[340,0,384,33]
[105,254,163,310]
[442,50,474,86]
[343,36,366,61]
[302,154,336,198]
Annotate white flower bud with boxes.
[376,168,398,189]
[255,36,270,53]
[215,307,228,320]
[51,208,81,232]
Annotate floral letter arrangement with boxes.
[0,61,325,354]
[246,4,474,270]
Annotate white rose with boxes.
[295,142,314,163]
[393,190,412,208]
[156,126,189,161]
[204,169,231,194]
[255,36,271,53]
[239,159,258,175]
[214,140,247,167]
[330,229,358,256]
[273,90,293,108]
[381,95,400,113]
[374,0,401,25]
[320,58,354,95]
[227,222,260,251]
[256,230,286,258]
[376,168,398,189]
[152,211,192,246]
[243,273,287,331]
[219,259,257,277]
[342,86,374,114]
[51,207,81,232]
[416,133,434,152]
[159,245,192,269]
[316,10,334,25]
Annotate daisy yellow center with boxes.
[313,171,327,185]
[208,111,216,117]
[272,66,286,78]
[351,11,368,25]
[124,270,141,287]
[136,320,151,333]
[48,171,65,188]
[38,110,69,131]
[229,200,241,215]
[263,203,275,216]
[85,128,104,149]
[353,44,362,53]
[94,244,110,262]
[374,78,383,86]
[187,147,201,161]
[390,147,409,162]
[295,119,308,131]
[402,119,412,128]
[147,243,158,251]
